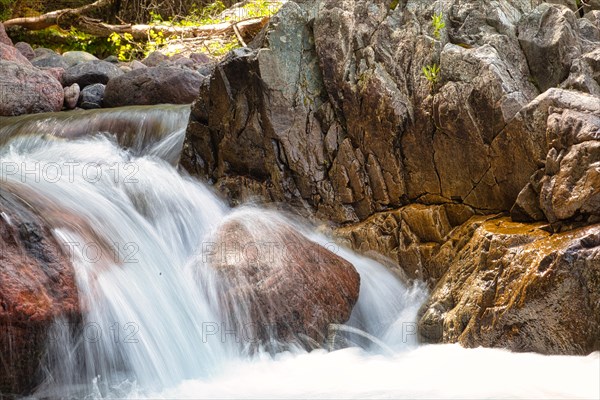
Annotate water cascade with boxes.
[0,108,598,399]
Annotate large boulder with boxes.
[103,66,203,107]
[0,61,64,116]
[202,210,360,346]
[182,0,599,226]
[417,217,600,355]
[0,186,80,395]
[62,60,123,88]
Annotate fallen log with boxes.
[3,0,269,41]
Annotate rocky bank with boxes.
[0,22,214,116]
[182,0,600,354]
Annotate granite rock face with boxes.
[183,0,599,224]
[417,217,600,355]
[182,0,600,354]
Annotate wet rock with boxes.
[0,42,31,65]
[203,210,360,346]
[62,50,98,67]
[62,60,123,88]
[78,83,105,109]
[63,83,80,110]
[103,66,203,107]
[0,187,79,394]
[418,217,600,355]
[0,61,64,116]
[14,42,35,61]
[179,0,600,356]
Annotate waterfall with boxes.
[0,108,598,399]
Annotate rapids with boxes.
[0,107,598,399]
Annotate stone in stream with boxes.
[203,211,360,347]
[0,187,80,395]
[14,42,35,60]
[103,66,203,107]
[78,83,105,109]
[0,61,64,116]
[63,60,123,88]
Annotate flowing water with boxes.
[0,107,598,399]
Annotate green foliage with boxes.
[9,26,118,57]
[108,29,168,61]
[389,0,400,10]
[190,0,226,24]
[432,12,445,40]
[242,0,275,18]
[0,0,16,20]
[422,63,441,86]
[7,1,281,60]
[205,37,238,56]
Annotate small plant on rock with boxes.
[422,63,441,86]
[432,12,445,40]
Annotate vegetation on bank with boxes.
[2,0,281,60]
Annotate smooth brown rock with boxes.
[203,211,360,346]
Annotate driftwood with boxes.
[2,0,269,40]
